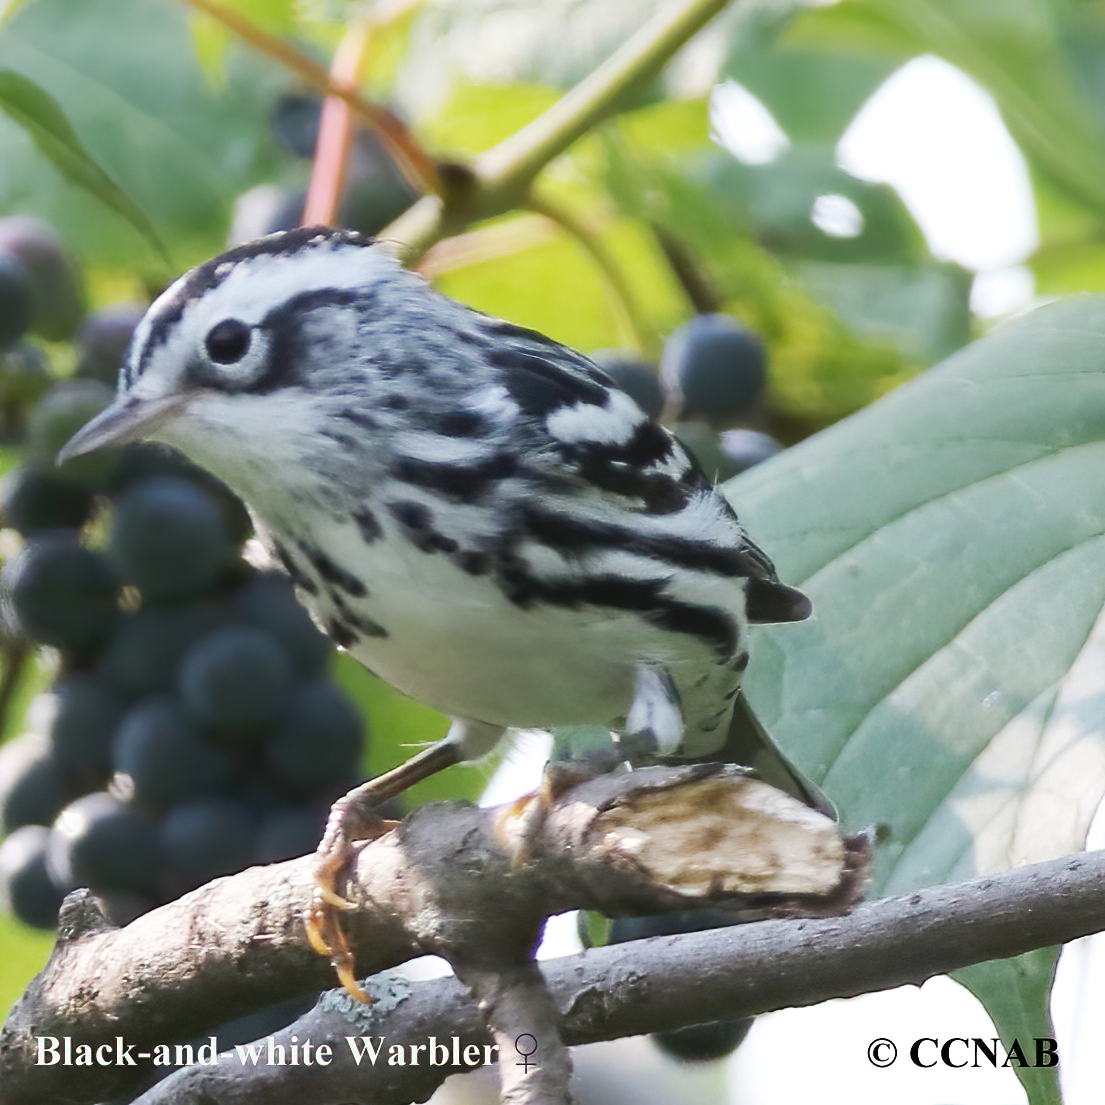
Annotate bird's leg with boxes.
[498,666,685,861]
[617,664,684,764]
[307,719,504,1000]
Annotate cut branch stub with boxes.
[509,764,867,919]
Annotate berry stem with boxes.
[414,214,558,278]
[302,20,371,228]
[178,0,440,194]
[526,190,650,353]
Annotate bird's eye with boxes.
[205,318,252,364]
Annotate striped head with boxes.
[58,229,432,485]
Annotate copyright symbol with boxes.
[868,1038,896,1067]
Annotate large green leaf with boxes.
[955,950,1062,1105]
[0,68,163,257]
[734,296,1105,1104]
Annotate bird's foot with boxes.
[307,782,400,1003]
[305,728,495,999]
[495,754,623,864]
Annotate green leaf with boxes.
[420,81,560,157]
[0,68,164,258]
[734,296,1105,1105]
[0,0,287,273]
[725,34,899,142]
[187,0,302,91]
[795,258,972,365]
[955,950,1062,1105]
[0,0,35,26]
[0,912,52,1019]
[699,143,929,266]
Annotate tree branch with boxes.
[474,0,733,201]
[0,766,862,1105]
[381,0,738,261]
[108,850,1105,1105]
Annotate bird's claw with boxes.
[306,786,398,1002]
[494,759,607,864]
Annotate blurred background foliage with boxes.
[4,2,1105,1099]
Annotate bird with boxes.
[59,225,824,997]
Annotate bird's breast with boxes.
[258,509,742,737]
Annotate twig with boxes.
[527,190,649,352]
[179,0,440,193]
[381,0,739,261]
[651,222,722,314]
[302,20,372,228]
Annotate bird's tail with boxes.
[710,690,835,819]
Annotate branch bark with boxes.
[75,850,1105,1105]
[0,766,861,1105]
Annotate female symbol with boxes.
[514,1033,538,1072]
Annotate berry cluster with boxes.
[0,281,367,931]
[595,312,781,482]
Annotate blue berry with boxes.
[0,825,64,929]
[235,571,330,677]
[39,672,125,772]
[101,603,232,699]
[0,732,67,833]
[661,314,767,424]
[256,804,327,864]
[160,797,257,897]
[270,93,321,158]
[75,303,145,387]
[178,625,294,743]
[47,791,162,894]
[0,464,95,535]
[29,380,120,487]
[113,697,236,810]
[0,251,33,349]
[0,216,85,343]
[592,352,664,420]
[110,476,237,602]
[2,532,121,654]
[264,679,364,794]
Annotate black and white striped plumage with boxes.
[62,226,810,772]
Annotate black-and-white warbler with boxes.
[60,226,821,993]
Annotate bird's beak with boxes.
[57,393,186,465]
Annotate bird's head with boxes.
[58,227,421,486]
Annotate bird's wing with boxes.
[478,319,810,625]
